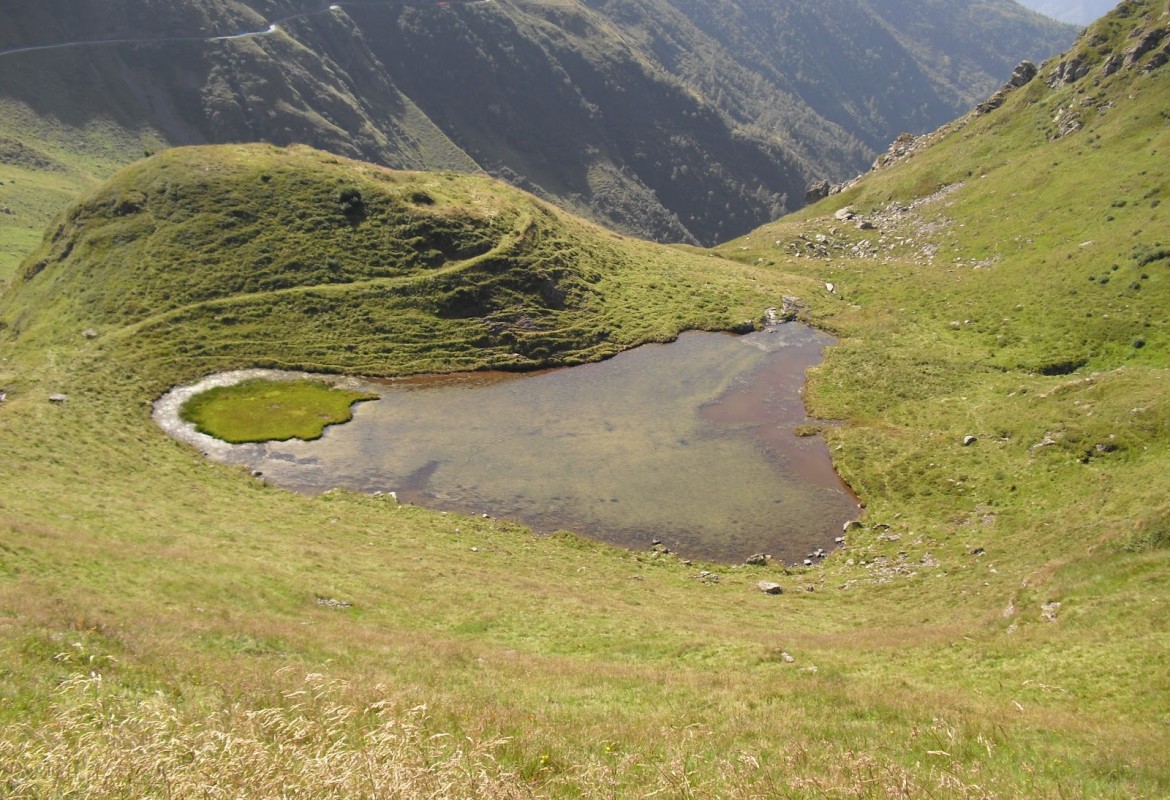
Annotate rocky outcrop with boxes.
[1048,55,1091,86]
[805,179,832,205]
[977,60,1038,113]
[1048,19,1167,88]
[1125,27,1167,67]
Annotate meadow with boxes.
[1,3,1168,796]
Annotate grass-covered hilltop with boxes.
[3,143,787,387]
[1,1,1169,797]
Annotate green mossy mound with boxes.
[0,143,795,391]
[179,378,378,443]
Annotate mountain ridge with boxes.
[0,0,1076,245]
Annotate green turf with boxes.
[179,378,378,443]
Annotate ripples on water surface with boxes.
[175,325,858,563]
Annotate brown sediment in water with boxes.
[699,339,860,503]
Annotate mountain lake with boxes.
[155,323,859,564]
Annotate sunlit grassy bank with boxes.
[1,3,1169,796]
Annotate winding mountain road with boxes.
[0,1,487,60]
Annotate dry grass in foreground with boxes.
[0,671,1016,800]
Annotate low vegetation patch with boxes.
[179,378,377,443]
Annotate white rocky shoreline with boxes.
[151,368,368,463]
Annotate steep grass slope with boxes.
[0,2,1168,797]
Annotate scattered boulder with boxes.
[1048,57,1089,87]
[778,650,795,663]
[805,179,831,204]
[779,295,806,321]
[316,596,353,610]
[1051,106,1083,139]
[1007,60,1038,88]
[963,435,977,446]
[82,328,99,339]
[745,553,769,566]
[1125,28,1167,68]
[1041,600,1061,622]
[843,520,863,533]
[972,58,1035,112]
[757,581,783,595]
[834,206,855,221]
[48,393,68,404]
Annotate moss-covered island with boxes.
[179,378,378,443]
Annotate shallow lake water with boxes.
[157,324,858,563]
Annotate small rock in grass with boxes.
[963,435,977,446]
[48,393,68,404]
[745,553,769,566]
[757,581,783,595]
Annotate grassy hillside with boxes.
[1,3,1169,798]
[1,144,792,392]
[0,97,169,285]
